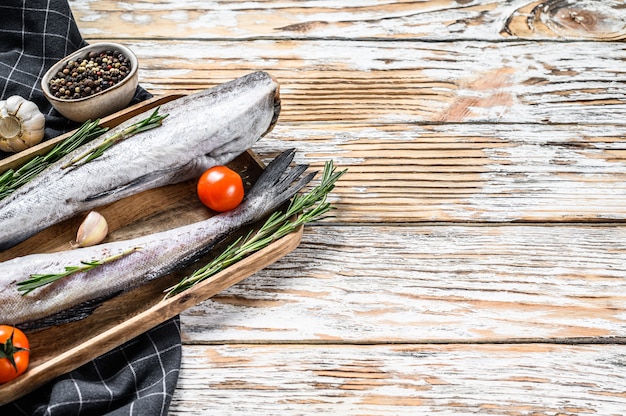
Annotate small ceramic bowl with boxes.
[41,42,139,123]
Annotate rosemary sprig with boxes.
[17,247,141,295]
[63,108,168,168]
[163,159,346,299]
[0,119,107,200]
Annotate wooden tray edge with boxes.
[0,93,305,404]
[0,225,302,405]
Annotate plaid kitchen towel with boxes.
[0,1,182,415]
[0,0,151,143]
[3,319,182,416]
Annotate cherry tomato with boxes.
[197,166,244,212]
[0,325,30,384]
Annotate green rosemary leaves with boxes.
[63,108,167,168]
[163,159,346,299]
[0,119,106,200]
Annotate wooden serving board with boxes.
[0,96,303,405]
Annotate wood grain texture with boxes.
[503,0,626,40]
[170,344,626,415]
[251,123,626,222]
[181,224,626,343]
[70,0,514,40]
[57,1,626,414]
[88,39,626,125]
[70,0,626,41]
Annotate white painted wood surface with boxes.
[69,1,626,414]
[172,344,626,415]
[120,40,626,125]
[181,225,626,342]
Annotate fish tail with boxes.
[252,148,299,194]
[240,149,315,221]
[277,167,316,203]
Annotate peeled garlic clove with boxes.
[74,211,109,247]
[0,95,45,153]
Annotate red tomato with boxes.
[197,166,244,212]
[0,325,30,384]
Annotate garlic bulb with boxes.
[73,211,109,247]
[0,95,45,153]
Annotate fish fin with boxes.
[16,292,121,331]
[83,170,176,203]
[84,161,203,203]
[84,176,153,203]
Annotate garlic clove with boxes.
[3,136,29,153]
[0,95,45,153]
[14,98,44,125]
[74,211,109,247]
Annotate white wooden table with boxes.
[71,1,626,414]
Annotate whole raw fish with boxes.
[0,149,313,327]
[0,71,281,251]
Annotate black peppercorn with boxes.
[49,49,132,100]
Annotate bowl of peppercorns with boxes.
[41,42,139,123]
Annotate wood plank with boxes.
[180,224,626,343]
[502,0,626,40]
[94,39,626,125]
[169,343,626,415]
[63,2,626,415]
[247,122,626,223]
[70,0,626,41]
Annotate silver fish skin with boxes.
[0,71,281,251]
[0,149,313,327]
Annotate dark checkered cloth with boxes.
[3,320,182,416]
[0,0,152,144]
[0,1,182,415]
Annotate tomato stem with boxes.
[0,329,28,372]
